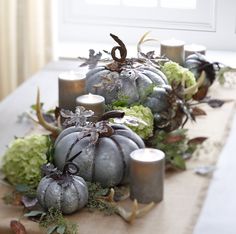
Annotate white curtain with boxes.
[0,0,52,100]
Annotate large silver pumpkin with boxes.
[37,164,88,214]
[53,122,145,187]
[86,34,168,105]
[86,64,168,105]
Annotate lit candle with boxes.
[160,39,185,65]
[76,93,105,121]
[130,148,165,204]
[184,44,206,59]
[58,71,86,111]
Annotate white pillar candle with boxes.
[160,39,185,65]
[130,148,165,204]
[76,93,105,121]
[58,71,86,111]
[184,44,206,59]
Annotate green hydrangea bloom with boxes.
[114,105,154,139]
[2,135,48,187]
[162,61,196,89]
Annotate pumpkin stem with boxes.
[99,110,125,121]
[63,162,79,175]
[110,33,127,63]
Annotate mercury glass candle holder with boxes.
[130,148,165,204]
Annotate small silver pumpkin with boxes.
[53,111,145,187]
[37,163,88,214]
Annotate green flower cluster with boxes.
[114,105,154,139]
[162,61,196,89]
[2,135,48,187]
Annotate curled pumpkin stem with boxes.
[99,188,155,223]
[110,33,127,63]
[63,162,79,175]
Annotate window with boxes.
[54,0,236,57]
[62,0,215,31]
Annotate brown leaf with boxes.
[193,86,208,100]
[10,220,27,234]
[207,99,232,108]
[188,137,208,145]
[54,106,61,121]
[165,135,185,144]
[192,107,207,116]
[21,195,38,208]
[13,193,23,206]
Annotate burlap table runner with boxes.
[1,82,236,234]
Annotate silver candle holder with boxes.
[58,71,86,111]
[160,39,185,65]
[130,148,165,204]
[184,44,206,59]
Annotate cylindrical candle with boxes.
[160,39,185,65]
[58,71,86,111]
[184,44,206,59]
[130,148,165,204]
[76,93,105,121]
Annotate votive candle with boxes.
[76,93,105,121]
[160,39,185,65]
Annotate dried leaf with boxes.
[207,99,226,108]
[21,196,38,208]
[113,115,147,127]
[10,220,27,234]
[24,210,46,217]
[54,106,61,121]
[188,137,208,145]
[61,106,94,127]
[193,86,208,100]
[192,107,207,116]
[194,165,216,175]
[140,51,156,60]
[79,49,102,69]
[47,225,58,234]
[57,225,66,234]
[165,135,185,144]
[15,184,30,193]
[103,50,111,55]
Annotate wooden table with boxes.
[1,58,236,234]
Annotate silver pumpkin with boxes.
[85,34,178,129]
[86,65,168,105]
[53,124,145,187]
[37,174,88,214]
